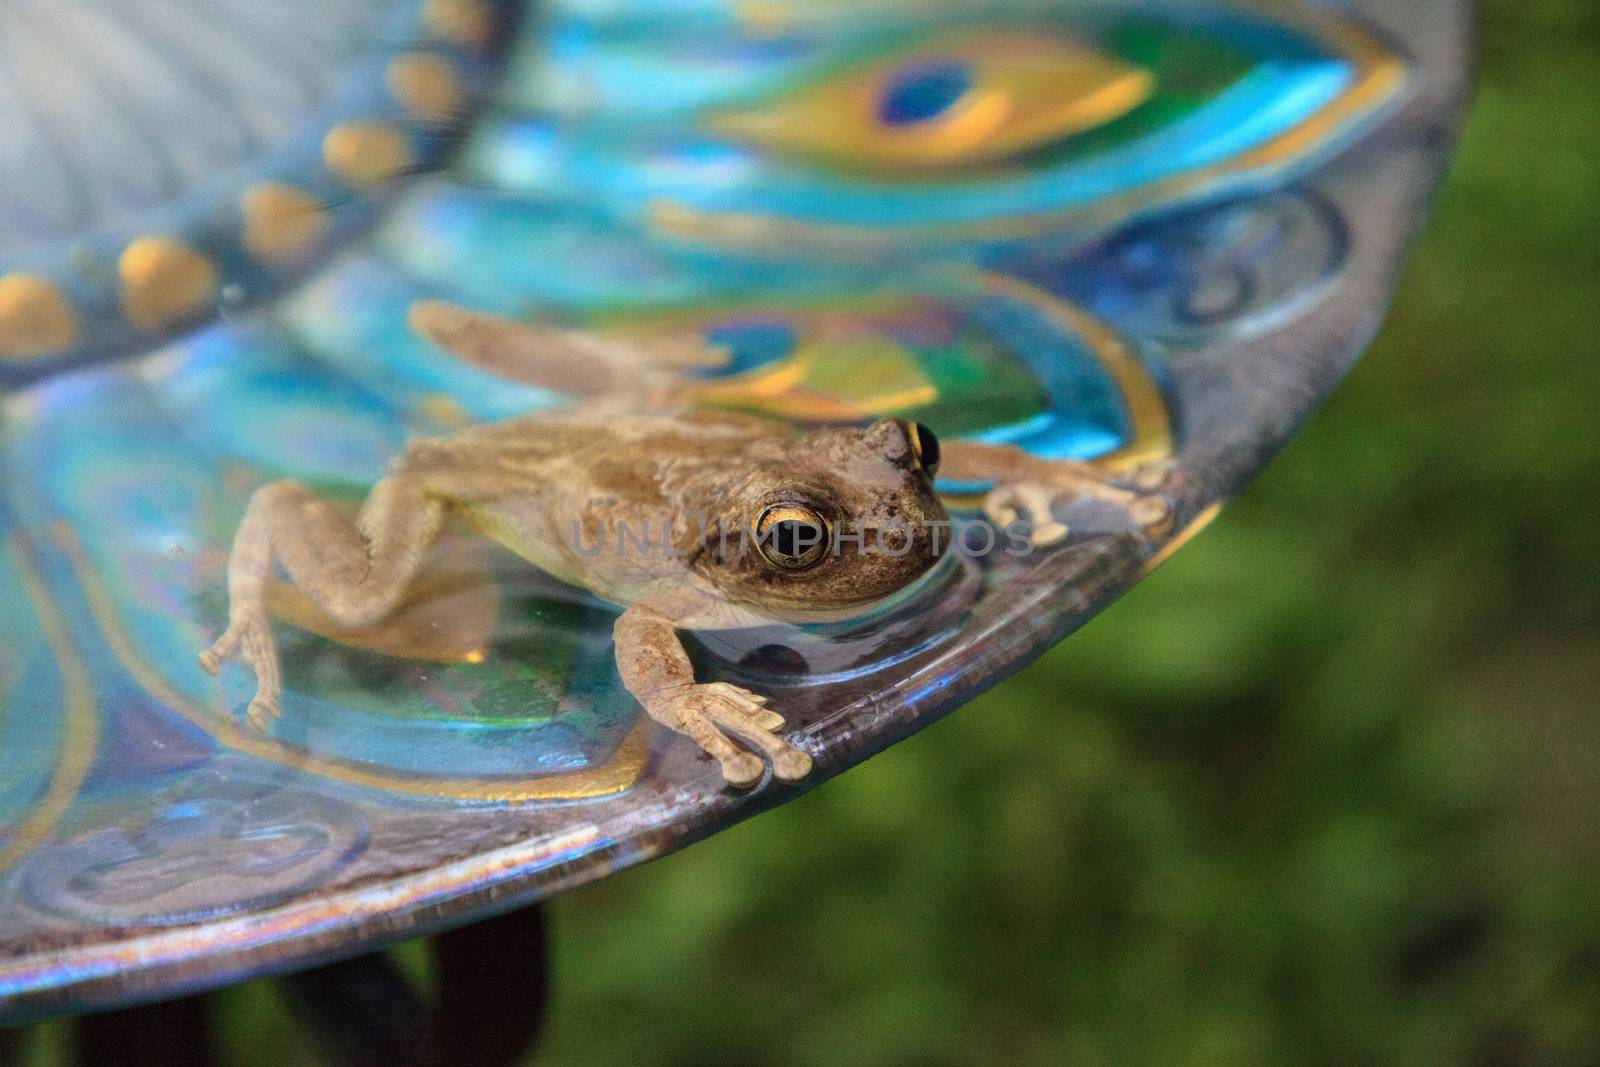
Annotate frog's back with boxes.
[433,406,793,596]
[454,405,784,460]
[405,407,783,478]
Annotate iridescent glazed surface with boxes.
[0,0,1465,1021]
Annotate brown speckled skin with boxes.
[201,362,951,786]
[0,0,1467,1023]
[200,300,1171,786]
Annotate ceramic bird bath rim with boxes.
[0,0,1469,1023]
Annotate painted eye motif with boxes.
[878,60,973,126]
[909,421,941,476]
[754,503,831,571]
[707,31,1153,172]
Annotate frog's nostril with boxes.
[910,422,940,476]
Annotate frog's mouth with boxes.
[782,548,959,631]
[726,539,951,625]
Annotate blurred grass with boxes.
[15,0,1600,1063]
[525,2,1600,1063]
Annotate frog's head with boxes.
[698,418,948,621]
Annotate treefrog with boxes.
[201,301,1169,787]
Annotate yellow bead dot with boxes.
[388,53,465,123]
[119,237,219,332]
[0,274,78,359]
[734,0,791,36]
[423,0,491,46]
[323,122,414,189]
[241,183,329,262]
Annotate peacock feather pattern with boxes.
[0,0,1461,1018]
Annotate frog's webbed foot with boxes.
[643,682,810,788]
[613,606,814,788]
[201,473,446,733]
[983,462,1173,548]
[939,441,1174,547]
[985,483,1072,547]
[199,608,283,731]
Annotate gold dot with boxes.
[423,0,491,46]
[735,0,791,36]
[119,237,219,332]
[241,183,329,263]
[388,53,465,123]
[0,274,78,358]
[323,122,414,189]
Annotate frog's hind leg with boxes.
[407,300,726,398]
[199,473,447,729]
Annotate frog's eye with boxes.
[755,503,831,571]
[909,422,940,477]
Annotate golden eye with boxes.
[909,421,940,476]
[755,503,831,571]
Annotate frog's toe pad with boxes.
[721,751,765,789]
[699,685,812,786]
[1030,519,1071,547]
[984,483,1069,547]
[201,611,283,732]
[649,682,812,789]
[246,694,282,732]
[1130,495,1173,534]
[199,631,238,674]
[771,747,813,782]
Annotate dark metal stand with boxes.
[73,992,219,1067]
[48,904,548,1067]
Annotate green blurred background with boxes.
[509,2,1600,1059]
[16,0,1600,1062]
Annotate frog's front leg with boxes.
[939,440,1173,547]
[613,606,812,788]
